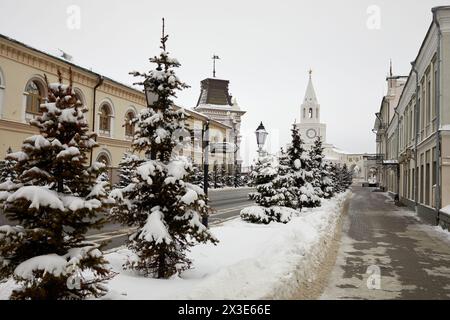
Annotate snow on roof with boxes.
[177,106,232,129]
[331,148,351,155]
[195,103,246,114]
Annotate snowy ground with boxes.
[0,192,350,300]
[102,191,350,300]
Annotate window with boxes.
[99,103,112,134]
[74,88,85,107]
[308,108,313,119]
[432,69,437,120]
[124,111,135,138]
[97,154,110,167]
[26,80,45,114]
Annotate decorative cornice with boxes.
[97,136,132,148]
[0,119,37,135]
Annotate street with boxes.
[85,187,254,250]
[321,186,450,300]
[0,188,254,251]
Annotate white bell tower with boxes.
[297,70,327,146]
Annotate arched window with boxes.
[124,111,135,138]
[25,79,45,115]
[308,108,313,119]
[97,154,110,167]
[99,103,112,135]
[74,88,86,107]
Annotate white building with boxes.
[295,71,375,181]
[193,77,246,172]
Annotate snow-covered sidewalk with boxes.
[103,191,350,300]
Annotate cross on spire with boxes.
[309,68,313,79]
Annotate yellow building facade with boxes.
[0,34,232,183]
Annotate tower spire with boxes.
[304,69,318,103]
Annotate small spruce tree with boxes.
[110,21,217,279]
[0,147,18,185]
[0,69,114,300]
[287,125,321,209]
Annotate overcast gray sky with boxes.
[1,0,448,165]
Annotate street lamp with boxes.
[255,122,268,157]
[202,120,210,227]
[143,79,158,107]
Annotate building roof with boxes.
[196,78,233,107]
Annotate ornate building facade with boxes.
[0,34,232,183]
[373,6,450,230]
[194,78,246,173]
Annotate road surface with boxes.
[87,187,254,250]
[1,187,254,251]
[321,186,450,300]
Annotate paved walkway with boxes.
[321,186,450,300]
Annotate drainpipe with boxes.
[432,8,442,225]
[90,75,104,166]
[411,62,420,208]
[394,108,401,202]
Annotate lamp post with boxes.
[202,120,210,227]
[228,112,240,188]
[255,122,268,158]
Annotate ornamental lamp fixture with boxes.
[255,122,268,156]
[143,80,158,107]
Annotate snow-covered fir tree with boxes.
[321,162,336,199]
[287,125,321,209]
[330,163,352,193]
[115,152,142,189]
[189,165,204,189]
[0,69,114,300]
[233,165,243,188]
[341,164,353,190]
[244,155,295,224]
[211,162,223,189]
[272,148,296,208]
[0,147,18,185]
[110,22,217,279]
[309,137,335,199]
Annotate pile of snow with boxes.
[103,191,350,300]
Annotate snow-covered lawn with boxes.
[103,191,350,300]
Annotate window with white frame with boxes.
[25,79,46,116]
[99,103,112,136]
[124,110,136,138]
